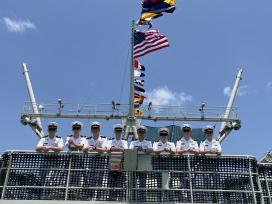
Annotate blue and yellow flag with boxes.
[138,0,176,26]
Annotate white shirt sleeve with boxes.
[107,140,113,148]
[65,137,70,146]
[58,138,64,147]
[37,138,45,148]
[199,142,205,152]
[153,142,158,150]
[123,140,128,149]
[129,141,135,149]
[80,137,87,146]
[101,139,108,148]
[147,141,152,149]
[192,141,199,150]
[176,140,180,148]
[170,142,176,151]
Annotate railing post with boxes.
[1,153,13,200]
[126,171,132,202]
[263,166,272,204]
[64,154,72,201]
[248,160,257,203]
[187,155,194,203]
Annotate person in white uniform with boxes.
[153,128,176,154]
[83,121,107,153]
[199,125,222,203]
[129,125,152,201]
[82,121,107,200]
[176,124,199,155]
[129,125,152,153]
[66,121,87,151]
[36,122,64,152]
[36,122,64,198]
[200,125,222,155]
[107,124,127,201]
[108,124,128,152]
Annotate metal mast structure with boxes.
[217,69,243,142]
[21,21,242,142]
[21,63,44,138]
[124,20,139,140]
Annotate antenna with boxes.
[217,69,243,142]
[22,63,44,138]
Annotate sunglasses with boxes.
[91,126,100,129]
[72,126,81,130]
[183,129,191,132]
[160,133,168,136]
[205,131,213,134]
[137,130,145,133]
[48,127,57,131]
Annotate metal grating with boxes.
[259,163,272,204]
[152,155,188,171]
[0,151,267,203]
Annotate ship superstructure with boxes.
[0,2,271,203]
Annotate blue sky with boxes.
[0,0,272,159]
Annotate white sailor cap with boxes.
[203,125,214,132]
[72,121,83,127]
[47,122,58,127]
[113,124,123,130]
[90,121,101,128]
[181,124,192,130]
[137,125,147,132]
[158,127,169,134]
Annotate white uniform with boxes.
[200,139,222,153]
[129,139,152,151]
[65,135,87,150]
[37,135,64,148]
[153,140,175,151]
[108,138,128,149]
[176,137,199,151]
[84,135,108,149]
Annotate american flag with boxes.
[134,30,169,59]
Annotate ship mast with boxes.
[217,69,243,142]
[21,63,44,138]
[129,20,136,120]
[20,22,241,142]
[124,20,138,140]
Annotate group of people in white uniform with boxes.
[36,121,222,155]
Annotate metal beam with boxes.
[125,20,138,140]
[22,63,44,138]
[22,113,240,123]
[218,69,243,142]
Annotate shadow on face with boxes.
[182,128,191,139]
[72,125,81,134]
[114,128,123,139]
[137,129,145,141]
[205,130,213,141]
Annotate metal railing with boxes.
[259,163,272,204]
[0,151,267,203]
[22,102,240,122]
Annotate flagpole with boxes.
[124,20,138,140]
[129,20,136,118]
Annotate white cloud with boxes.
[145,86,192,106]
[1,17,36,33]
[266,82,272,90]
[223,85,249,97]
[223,86,232,97]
